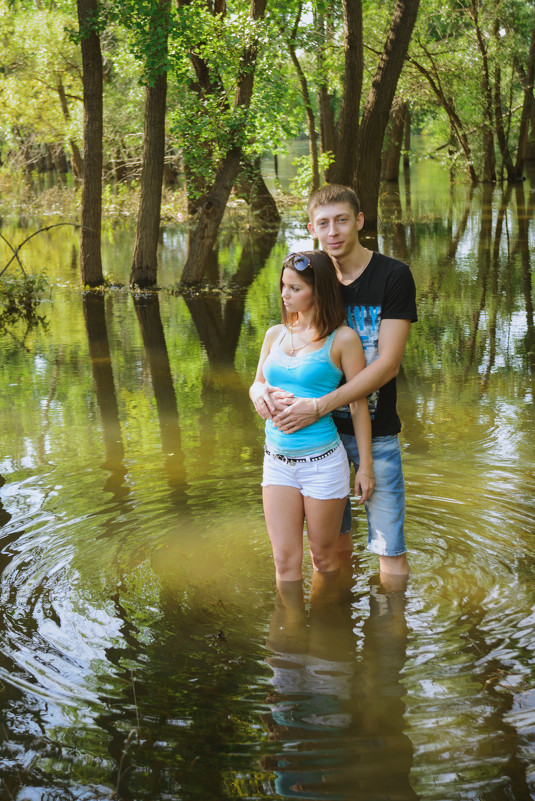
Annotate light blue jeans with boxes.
[340,433,406,556]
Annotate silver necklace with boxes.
[289,326,315,355]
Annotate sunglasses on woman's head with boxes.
[285,253,311,271]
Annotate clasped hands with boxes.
[250,381,375,504]
[249,382,316,433]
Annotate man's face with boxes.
[307,202,364,261]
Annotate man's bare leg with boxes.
[338,532,353,553]
[379,554,410,593]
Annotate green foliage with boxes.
[3,0,535,196]
[0,0,145,171]
[290,149,335,197]
[404,0,534,179]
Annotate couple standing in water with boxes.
[250,184,418,589]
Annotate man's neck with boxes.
[335,244,372,284]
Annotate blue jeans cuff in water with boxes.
[340,433,406,556]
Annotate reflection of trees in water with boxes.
[83,289,190,500]
[388,180,534,381]
[83,291,127,496]
[467,599,534,800]
[465,183,499,379]
[181,226,279,516]
[79,233,280,795]
[515,184,535,372]
[261,567,419,800]
[134,292,187,493]
[184,225,278,368]
[0,474,11,530]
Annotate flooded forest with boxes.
[2,0,535,798]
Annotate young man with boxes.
[257,184,417,581]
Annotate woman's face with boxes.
[281,267,314,315]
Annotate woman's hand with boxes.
[250,381,293,420]
[355,468,375,505]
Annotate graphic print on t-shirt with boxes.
[334,304,381,421]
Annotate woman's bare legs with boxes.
[304,496,347,574]
[263,485,306,581]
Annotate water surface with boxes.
[1,164,535,800]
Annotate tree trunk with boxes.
[183,50,225,216]
[130,0,170,288]
[77,0,103,287]
[493,58,516,181]
[328,0,363,186]
[470,0,496,182]
[492,16,516,181]
[356,0,420,229]
[180,147,243,285]
[316,7,336,174]
[130,72,168,288]
[58,78,83,177]
[408,53,478,183]
[381,98,407,180]
[180,0,267,286]
[234,156,281,225]
[287,41,320,193]
[514,20,535,175]
[403,105,411,166]
[70,140,83,177]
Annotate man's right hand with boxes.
[250,382,294,420]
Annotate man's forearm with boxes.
[318,358,399,416]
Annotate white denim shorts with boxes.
[261,441,349,500]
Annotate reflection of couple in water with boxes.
[249,185,418,798]
[261,563,418,801]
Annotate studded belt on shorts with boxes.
[264,445,337,466]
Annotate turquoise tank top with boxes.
[263,327,343,457]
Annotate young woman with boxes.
[250,251,374,582]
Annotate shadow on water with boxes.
[0,177,535,798]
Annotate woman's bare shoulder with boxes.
[264,323,285,343]
[334,324,361,346]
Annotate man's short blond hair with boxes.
[307,184,361,220]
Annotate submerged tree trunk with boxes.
[130,0,170,288]
[181,148,243,285]
[403,105,411,167]
[180,0,267,286]
[130,72,168,288]
[470,0,496,182]
[408,52,478,184]
[328,0,363,186]
[77,0,103,287]
[356,0,420,229]
[316,6,336,177]
[287,40,320,193]
[381,98,407,180]
[514,21,535,176]
[235,157,281,225]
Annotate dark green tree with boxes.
[77,0,104,286]
[129,0,172,289]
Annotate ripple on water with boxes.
[1,438,535,798]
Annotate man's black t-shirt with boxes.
[332,251,418,438]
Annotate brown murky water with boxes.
[0,160,535,799]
